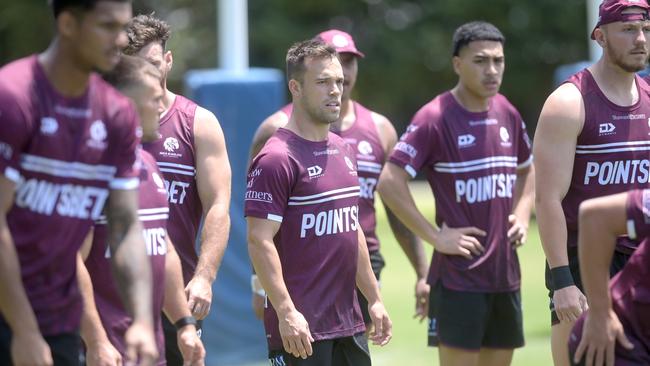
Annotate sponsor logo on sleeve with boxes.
[458,134,476,148]
[307,165,323,178]
[394,141,417,158]
[399,124,419,140]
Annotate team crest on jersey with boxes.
[500,127,512,147]
[87,120,108,150]
[40,117,58,135]
[357,140,373,155]
[160,137,183,158]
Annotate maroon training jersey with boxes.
[143,95,201,285]
[85,150,167,365]
[0,56,140,336]
[569,189,650,363]
[245,128,365,350]
[562,70,650,253]
[389,91,532,292]
[280,102,385,252]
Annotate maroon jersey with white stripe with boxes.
[0,56,140,335]
[280,102,385,252]
[85,150,167,365]
[143,95,201,285]
[245,128,365,350]
[389,91,532,292]
[562,70,650,253]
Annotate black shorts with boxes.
[356,250,385,325]
[427,282,524,351]
[545,246,631,325]
[162,314,203,366]
[268,333,370,366]
[0,322,81,366]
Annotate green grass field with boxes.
[370,182,553,366]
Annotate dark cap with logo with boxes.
[591,0,650,39]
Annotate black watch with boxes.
[174,316,197,331]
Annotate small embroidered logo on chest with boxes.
[87,120,108,150]
[598,123,616,136]
[500,127,512,147]
[164,137,180,152]
[458,134,476,148]
[357,140,373,155]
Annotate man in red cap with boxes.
[248,29,428,330]
[534,0,650,364]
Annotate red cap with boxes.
[591,0,650,39]
[316,29,365,58]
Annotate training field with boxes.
[370,182,553,366]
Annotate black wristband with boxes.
[174,316,197,331]
[551,265,574,290]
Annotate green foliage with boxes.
[0,0,589,135]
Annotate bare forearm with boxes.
[195,205,230,283]
[355,230,381,304]
[579,220,615,315]
[512,167,535,226]
[78,254,110,345]
[0,222,39,335]
[107,209,152,326]
[248,239,294,315]
[385,206,428,279]
[163,245,192,321]
[536,198,569,268]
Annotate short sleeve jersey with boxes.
[279,102,385,252]
[143,95,201,285]
[388,91,532,292]
[0,56,140,335]
[85,150,168,365]
[562,70,650,253]
[245,128,365,350]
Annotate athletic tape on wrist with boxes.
[174,316,197,331]
[551,265,574,290]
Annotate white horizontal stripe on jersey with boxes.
[267,214,283,222]
[157,162,196,173]
[289,186,360,201]
[137,207,170,215]
[159,167,196,176]
[287,192,360,206]
[357,161,382,168]
[357,166,382,174]
[434,161,518,173]
[575,146,650,155]
[517,155,533,169]
[109,177,139,190]
[22,154,116,174]
[138,213,169,222]
[576,140,650,150]
[434,156,518,168]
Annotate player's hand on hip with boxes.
[252,293,265,320]
[185,276,213,320]
[553,285,588,323]
[11,330,53,366]
[435,223,486,259]
[368,301,392,346]
[413,278,430,323]
[85,339,123,366]
[507,214,527,247]
[124,320,158,366]
[177,325,206,366]
[574,310,633,366]
[278,309,313,359]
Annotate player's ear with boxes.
[164,50,173,73]
[57,10,80,38]
[452,56,461,76]
[593,28,606,48]
[288,78,301,97]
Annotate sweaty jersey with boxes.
[85,150,167,365]
[245,128,365,350]
[144,95,201,285]
[0,55,140,336]
[562,69,650,253]
[280,102,385,252]
[389,91,532,292]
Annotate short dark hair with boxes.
[286,39,338,83]
[123,14,171,55]
[452,21,505,56]
[50,0,130,18]
[102,54,161,90]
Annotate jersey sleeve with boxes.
[0,87,31,183]
[515,114,533,169]
[626,189,650,240]
[244,150,294,223]
[109,101,141,190]
[387,109,436,178]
